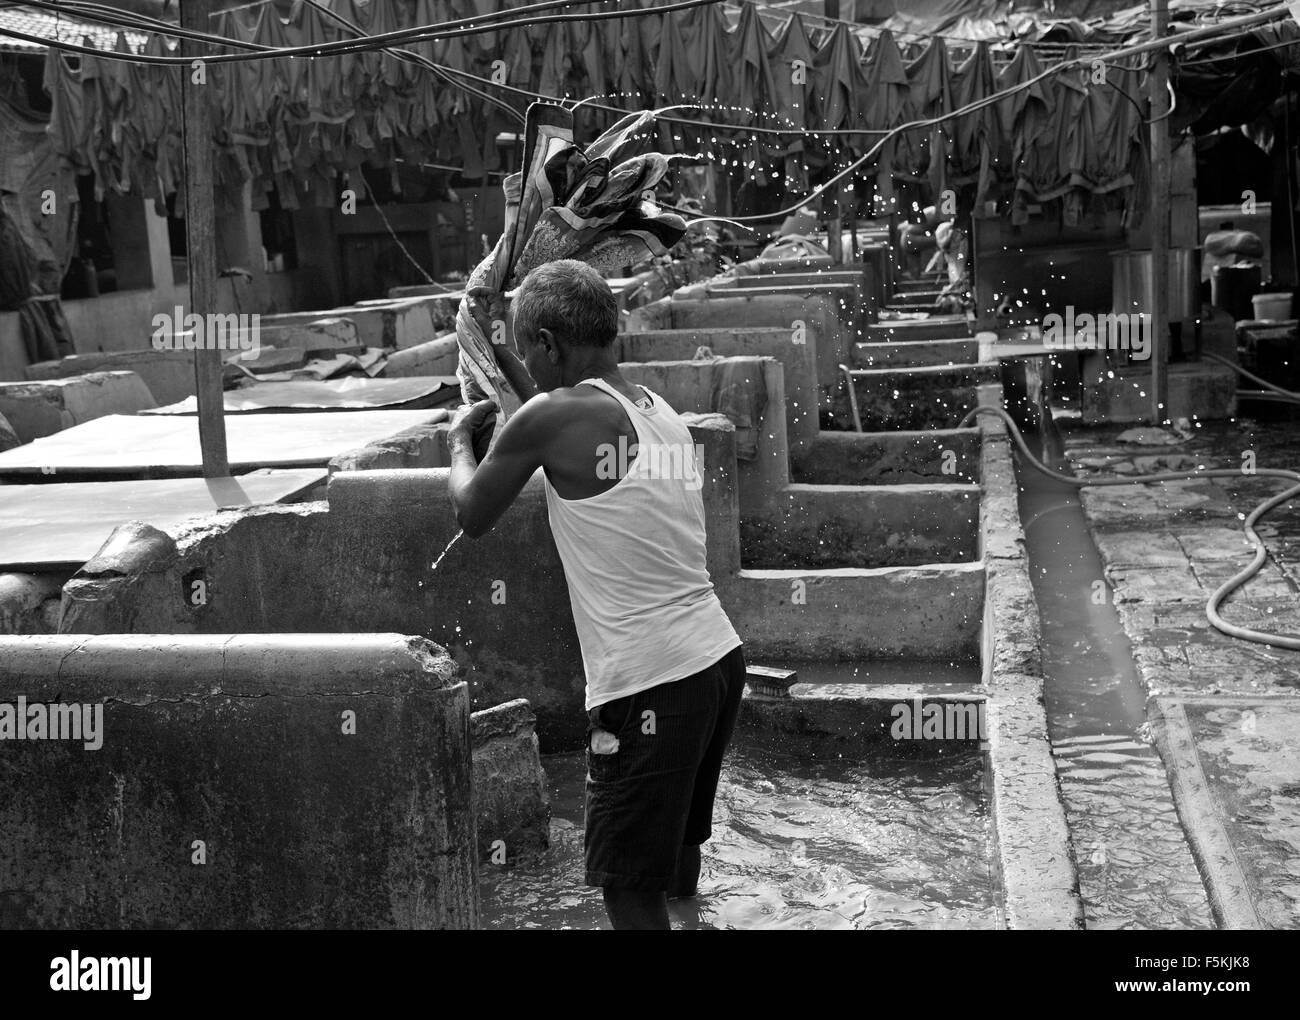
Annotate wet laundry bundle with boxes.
[455,101,703,423]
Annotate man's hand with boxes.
[447,395,549,539]
[449,399,498,462]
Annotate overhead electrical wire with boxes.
[1176,31,1300,66]
[2,0,1295,225]
[0,0,732,65]
[295,0,524,123]
[1,0,1292,151]
[3,0,1289,71]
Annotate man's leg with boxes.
[584,677,720,929]
[669,844,702,899]
[603,888,670,930]
[678,645,747,896]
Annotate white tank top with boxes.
[543,377,742,710]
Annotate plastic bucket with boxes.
[1251,292,1293,321]
[1210,263,1261,321]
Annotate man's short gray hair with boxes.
[512,259,618,348]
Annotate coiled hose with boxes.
[959,356,1300,651]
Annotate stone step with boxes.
[895,278,948,294]
[853,337,982,369]
[742,683,987,752]
[741,482,980,570]
[722,561,984,660]
[792,429,980,485]
[886,299,942,314]
[842,362,999,431]
[864,317,972,344]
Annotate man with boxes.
[447,259,746,931]
[897,203,952,279]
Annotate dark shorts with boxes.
[583,644,747,892]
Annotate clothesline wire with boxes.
[5,0,1287,76]
[6,0,1287,69]
[411,35,1148,142]
[10,0,165,38]
[3,0,1290,146]
[1177,29,1300,66]
[3,0,1212,54]
[731,0,1103,49]
[353,164,439,286]
[714,65,1052,223]
[691,28,1200,227]
[214,0,288,14]
[11,0,250,50]
[296,0,524,122]
[205,0,611,24]
[0,0,732,64]
[4,0,1000,139]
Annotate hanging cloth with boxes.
[768,13,818,192]
[949,40,997,207]
[1094,57,1147,210]
[861,29,912,210]
[815,24,865,144]
[99,33,136,196]
[996,45,1053,224]
[687,5,733,146]
[617,0,656,107]
[408,0,445,144]
[653,5,696,151]
[42,47,89,179]
[905,36,951,199]
[141,33,182,209]
[728,3,780,171]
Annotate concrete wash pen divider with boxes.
[0,632,479,929]
[0,330,1080,929]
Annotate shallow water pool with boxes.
[480,731,998,930]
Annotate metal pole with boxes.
[181,0,229,477]
[1150,0,1171,425]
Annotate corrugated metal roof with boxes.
[0,6,149,56]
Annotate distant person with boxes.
[447,259,746,931]
[931,222,971,314]
[898,204,953,279]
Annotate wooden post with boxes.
[1149,0,1171,425]
[825,187,844,263]
[181,0,229,477]
[825,0,842,263]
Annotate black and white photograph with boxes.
[0,0,1292,982]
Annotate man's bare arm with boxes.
[494,343,540,402]
[447,397,550,537]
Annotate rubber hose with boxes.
[959,403,1300,651]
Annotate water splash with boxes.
[430,529,464,572]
